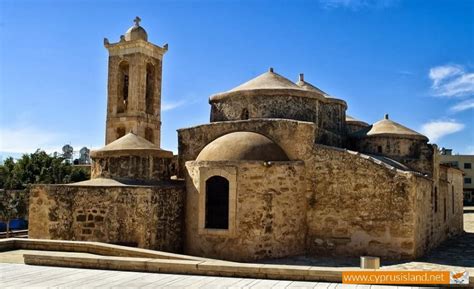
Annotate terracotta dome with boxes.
[196,132,289,161]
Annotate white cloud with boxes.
[320,0,397,9]
[429,64,474,97]
[450,98,474,112]
[0,125,63,154]
[420,120,465,143]
[162,100,186,111]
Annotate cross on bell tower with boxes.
[133,16,141,26]
[103,17,168,146]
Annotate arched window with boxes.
[116,127,126,139]
[145,127,153,143]
[241,108,249,120]
[145,63,155,115]
[205,176,229,229]
[118,61,129,113]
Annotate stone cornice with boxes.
[104,39,167,59]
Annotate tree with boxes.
[0,150,90,236]
[0,191,24,238]
[0,149,90,190]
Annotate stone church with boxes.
[29,18,464,262]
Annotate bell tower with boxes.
[104,17,168,146]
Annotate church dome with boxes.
[361,114,428,141]
[91,133,172,158]
[208,68,347,131]
[125,17,148,41]
[228,68,300,92]
[196,132,289,161]
[209,68,344,104]
[295,73,327,96]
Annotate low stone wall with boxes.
[28,182,185,252]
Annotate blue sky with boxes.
[0,0,473,160]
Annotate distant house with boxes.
[440,148,474,205]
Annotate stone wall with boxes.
[185,160,306,262]
[91,155,172,183]
[304,145,425,259]
[28,182,185,252]
[346,122,369,135]
[354,136,435,176]
[414,165,464,256]
[209,93,346,138]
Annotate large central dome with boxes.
[196,132,289,161]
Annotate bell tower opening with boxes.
[146,63,155,115]
[118,61,129,113]
[145,127,154,142]
[116,127,126,139]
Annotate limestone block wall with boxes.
[346,122,369,135]
[91,155,172,183]
[414,166,464,256]
[106,116,161,145]
[185,160,306,262]
[320,102,346,138]
[354,136,434,176]
[28,183,185,252]
[178,119,342,178]
[444,167,464,236]
[304,145,425,259]
[210,94,346,138]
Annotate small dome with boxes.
[363,114,428,140]
[91,133,172,158]
[196,132,289,161]
[124,17,148,41]
[296,73,327,96]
